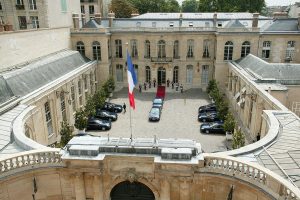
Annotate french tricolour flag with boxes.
[127,50,137,109]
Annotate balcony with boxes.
[151,57,172,63]
[15,4,25,10]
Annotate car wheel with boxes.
[206,130,209,134]
[102,127,105,131]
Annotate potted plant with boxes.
[58,121,73,147]
[224,113,235,141]
[74,108,87,134]
[232,129,245,149]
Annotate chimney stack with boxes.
[213,13,217,27]
[94,13,101,25]
[72,13,80,29]
[273,12,288,19]
[252,13,259,28]
[108,11,115,27]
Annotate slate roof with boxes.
[82,19,104,28]
[224,19,246,28]
[262,19,299,31]
[0,77,14,105]
[237,54,300,81]
[0,50,89,99]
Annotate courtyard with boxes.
[88,87,229,153]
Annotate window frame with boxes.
[144,40,150,59]
[286,41,295,61]
[241,41,250,58]
[28,0,37,10]
[158,40,166,58]
[187,39,194,58]
[173,40,179,59]
[131,39,138,58]
[262,41,271,59]
[92,41,101,61]
[115,39,122,58]
[224,41,233,61]
[186,65,193,84]
[76,41,85,56]
[44,102,53,136]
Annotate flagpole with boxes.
[126,42,133,142]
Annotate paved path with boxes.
[88,87,228,153]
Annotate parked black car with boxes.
[200,122,225,134]
[152,98,164,110]
[102,102,123,113]
[198,112,221,122]
[86,118,111,131]
[95,110,118,121]
[198,104,217,113]
[148,107,161,122]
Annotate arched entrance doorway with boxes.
[110,181,155,200]
[157,67,166,86]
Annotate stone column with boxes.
[180,179,190,200]
[74,173,86,200]
[93,174,104,200]
[160,178,170,200]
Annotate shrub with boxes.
[84,95,96,117]
[224,113,235,133]
[232,129,245,149]
[207,79,217,94]
[58,121,73,147]
[74,109,88,130]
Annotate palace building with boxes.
[1,1,300,199]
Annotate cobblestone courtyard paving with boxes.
[88,87,228,153]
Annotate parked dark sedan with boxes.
[198,112,221,122]
[152,98,164,110]
[95,110,117,121]
[86,118,111,131]
[102,102,123,113]
[199,103,215,110]
[198,106,217,114]
[148,107,161,122]
[200,122,225,134]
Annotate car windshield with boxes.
[153,99,162,104]
[150,108,159,115]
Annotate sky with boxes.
[176,0,298,6]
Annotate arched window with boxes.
[186,65,193,84]
[145,66,151,83]
[173,40,179,58]
[286,41,295,61]
[241,41,250,58]
[92,41,101,60]
[224,41,233,61]
[115,39,122,58]
[76,41,85,56]
[145,40,150,58]
[173,66,179,83]
[158,40,166,58]
[131,39,138,58]
[116,64,123,82]
[262,41,271,59]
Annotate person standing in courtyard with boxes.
[139,84,142,93]
[180,84,183,93]
[167,79,170,87]
[153,78,156,88]
[123,103,126,113]
[144,82,147,90]
[149,80,152,88]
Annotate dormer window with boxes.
[218,22,222,27]
[136,22,141,27]
[205,22,210,27]
[169,22,174,27]
[189,22,193,27]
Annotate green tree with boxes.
[182,0,199,12]
[163,0,180,12]
[74,109,88,131]
[58,121,73,147]
[232,129,245,149]
[109,0,136,18]
[93,88,107,109]
[84,95,96,118]
[224,113,235,133]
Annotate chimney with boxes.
[81,13,86,26]
[108,11,115,27]
[213,13,217,27]
[273,12,288,19]
[179,12,183,27]
[94,13,101,25]
[252,13,259,28]
[72,13,80,29]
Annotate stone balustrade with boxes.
[203,154,300,200]
[0,149,64,178]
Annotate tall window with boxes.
[186,65,193,84]
[108,39,111,59]
[158,40,166,58]
[224,41,233,61]
[115,39,122,58]
[76,41,85,56]
[30,16,39,28]
[71,84,76,111]
[203,40,210,58]
[173,40,179,58]
[90,72,94,94]
[262,41,271,59]
[131,39,138,58]
[78,80,83,106]
[144,40,150,58]
[201,65,209,84]
[187,39,194,58]
[92,41,101,60]
[133,64,138,82]
[81,5,85,13]
[116,64,123,82]
[60,92,67,121]
[173,66,179,83]
[0,1,2,10]
[286,41,295,61]
[28,0,37,10]
[16,0,24,5]
[84,76,88,98]
[60,0,67,12]
[241,41,250,58]
[89,5,94,14]
[18,16,27,29]
[145,66,151,83]
[44,102,53,136]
